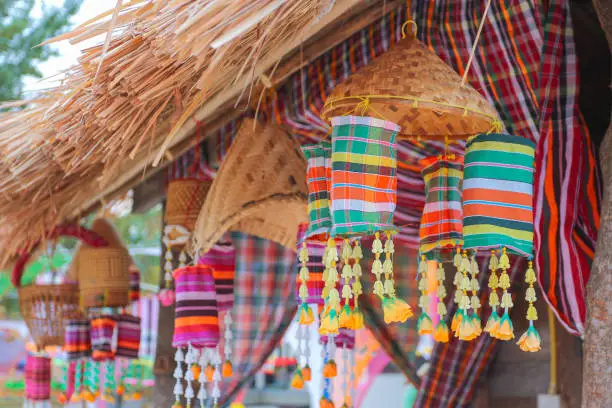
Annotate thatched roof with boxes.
[0,0,383,264]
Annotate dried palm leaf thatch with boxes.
[0,0,352,266]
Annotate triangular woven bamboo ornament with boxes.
[321,29,499,140]
[193,118,308,254]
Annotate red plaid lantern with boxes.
[25,353,51,403]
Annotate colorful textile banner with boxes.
[219,233,297,405]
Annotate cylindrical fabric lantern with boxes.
[116,314,141,359]
[172,265,220,408]
[329,116,398,237]
[64,318,92,361]
[302,143,333,241]
[198,241,236,312]
[25,353,51,404]
[462,133,538,349]
[91,315,117,361]
[419,155,464,255]
[326,115,411,328]
[172,265,220,348]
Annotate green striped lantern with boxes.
[462,133,539,350]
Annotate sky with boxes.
[22,0,110,94]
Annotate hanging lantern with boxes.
[162,179,212,306]
[321,23,499,141]
[25,352,51,407]
[64,318,92,361]
[172,265,220,408]
[198,236,236,379]
[129,264,141,303]
[116,314,141,359]
[328,115,411,325]
[462,133,538,349]
[91,315,117,361]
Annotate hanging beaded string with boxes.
[72,360,83,403]
[497,247,514,340]
[328,336,336,398]
[197,349,209,407]
[82,359,95,403]
[303,323,312,382]
[173,348,184,408]
[517,260,541,352]
[484,250,500,336]
[349,344,356,407]
[292,325,305,389]
[380,231,412,324]
[183,344,195,408]
[211,345,222,407]
[339,239,353,329]
[341,341,350,408]
[417,255,432,335]
[58,361,68,404]
[321,338,332,407]
[298,242,314,325]
[469,254,482,337]
[382,231,396,297]
[102,360,116,404]
[371,233,384,298]
[434,262,449,343]
[223,312,234,377]
[452,247,463,309]
[351,241,364,330]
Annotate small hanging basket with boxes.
[12,225,106,350]
[165,178,212,237]
[77,246,132,308]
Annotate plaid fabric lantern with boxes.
[64,318,91,361]
[302,143,333,240]
[172,265,220,408]
[116,314,141,359]
[25,353,51,404]
[419,155,464,254]
[325,115,411,329]
[462,133,538,349]
[91,315,117,361]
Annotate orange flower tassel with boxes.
[417,313,433,335]
[323,359,338,378]
[434,321,450,343]
[191,364,201,380]
[299,304,315,325]
[222,360,233,377]
[205,364,215,382]
[352,308,364,330]
[302,364,312,382]
[339,304,353,329]
[291,370,304,389]
[383,297,413,324]
[517,324,542,352]
[495,310,514,340]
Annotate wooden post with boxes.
[153,200,176,406]
[583,1,612,407]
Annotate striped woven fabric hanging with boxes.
[25,352,51,407]
[91,315,117,361]
[115,314,141,359]
[462,133,539,351]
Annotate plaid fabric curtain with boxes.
[219,232,297,405]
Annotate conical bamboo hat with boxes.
[193,118,308,253]
[321,35,499,139]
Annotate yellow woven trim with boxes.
[322,94,503,139]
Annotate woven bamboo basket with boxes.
[77,246,131,308]
[165,179,212,231]
[11,225,107,350]
[321,33,499,140]
[18,284,80,349]
[193,118,308,253]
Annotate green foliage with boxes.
[0,0,82,101]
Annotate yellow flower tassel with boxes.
[469,255,482,336]
[417,255,432,335]
[454,251,479,341]
[351,241,364,330]
[320,238,340,336]
[434,262,449,343]
[371,232,384,298]
[496,247,514,340]
[298,242,313,325]
[380,232,412,324]
[484,250,501,337]
[517,261,541,352]
[291,370,304,389]
[339,239,353,329]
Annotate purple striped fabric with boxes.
[198,238,236,312]
[91,315,117,361]
[116,314,141,359]
[172,265,220,348]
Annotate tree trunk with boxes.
[583,2,612,407]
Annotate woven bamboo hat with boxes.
[193,118,308,253]
[321,26,499,140]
